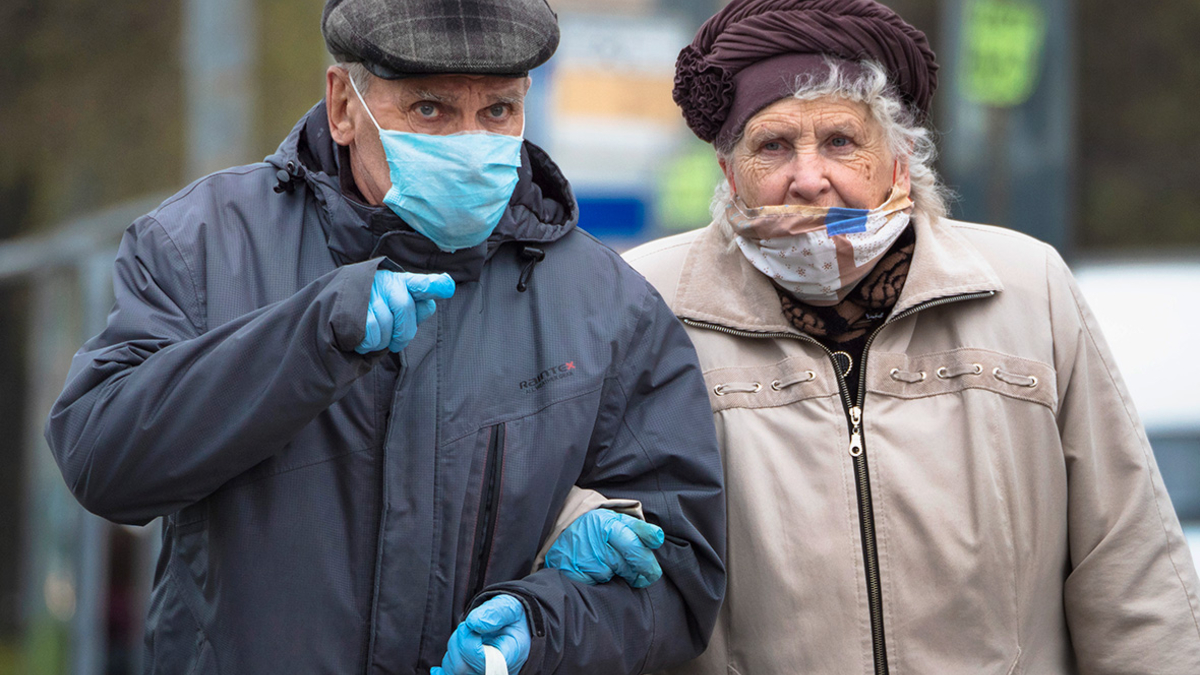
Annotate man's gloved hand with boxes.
[432,595,530,675]
[544,509,665,588]
[355,271,455,354]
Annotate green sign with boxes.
[962,0,1048,107]
[657,141,726,231]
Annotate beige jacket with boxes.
[623,216,1200,674]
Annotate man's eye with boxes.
[761,141,785,152]
[417,104,438,118]
[488,104,509,119]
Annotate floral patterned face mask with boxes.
[727,176,914,307]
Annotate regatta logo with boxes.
[520,361,576,393]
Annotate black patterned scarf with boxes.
[777,226,915,395]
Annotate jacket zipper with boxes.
[682,290,993,675]
[465,424,505,608]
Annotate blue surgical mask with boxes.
[349,77,524,252]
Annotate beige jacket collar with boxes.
[672,216,1005,334]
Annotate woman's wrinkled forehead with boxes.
[740,97,875,147]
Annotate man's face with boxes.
[327,67,530,205]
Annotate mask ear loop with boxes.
[880,158,902,203]
[347,72,385,133]
[517,79,529,139]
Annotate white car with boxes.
[1073,259,1200,571]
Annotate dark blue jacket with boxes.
[45,103,725,674]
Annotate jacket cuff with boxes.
[531,486,645,572]
[467,588,547,674]
[328,258,389,353]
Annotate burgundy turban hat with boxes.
[673,0,939,148]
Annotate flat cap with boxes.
[322,0,560,78]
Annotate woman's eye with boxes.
[830,136,852,148]
[762,141,785,152]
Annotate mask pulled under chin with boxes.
[727,183,914,306]
[349,76,524,253]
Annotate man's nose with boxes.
[783,152,832,205]
[452,119,486,134]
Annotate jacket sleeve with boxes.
[529,487,645,573]
[1050,249,1200,673]
[476,284,726,674]
[44,216,385,525]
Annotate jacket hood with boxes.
[265,102,579,277]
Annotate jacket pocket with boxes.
[868,348,1056,411]
[865,351,1034,673]
[446,394,601,617]
[464,423,506,608]
[144,568,213,674]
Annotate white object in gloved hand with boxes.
[482,645,507,675]
[431,595,529,675]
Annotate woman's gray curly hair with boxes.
[712,58,950,230]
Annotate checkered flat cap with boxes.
[323,0,559,78]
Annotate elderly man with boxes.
[43,1,725,673]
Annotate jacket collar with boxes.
[672,215,1004,334]
[265,102,579,281]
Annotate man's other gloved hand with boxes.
[432,595,530,675]
[355,271,455,354]
[544,509,665,588]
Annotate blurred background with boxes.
[0,0,1197,672]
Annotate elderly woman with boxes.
[619,0,1200,673]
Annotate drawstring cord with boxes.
[273,160,307,194]
[516,246,545,293]
[369,230,408,260]
[370,238,544,292]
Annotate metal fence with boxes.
[1,195,168,675]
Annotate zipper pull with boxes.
[849,406,863,457]
[849,431,863,457]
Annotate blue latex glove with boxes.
[432,595,530,675]
[544,509,665,589]
[355,271,455,354]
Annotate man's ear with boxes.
[327,66,356,146]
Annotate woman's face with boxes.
[720,96,908,210]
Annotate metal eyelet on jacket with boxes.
[771,370,816,391]
[714,382,762,396]
[936,363,984,379]
[993,367,1038,388]
[890,368,927,383]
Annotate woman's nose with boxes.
[784,153,832,205]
